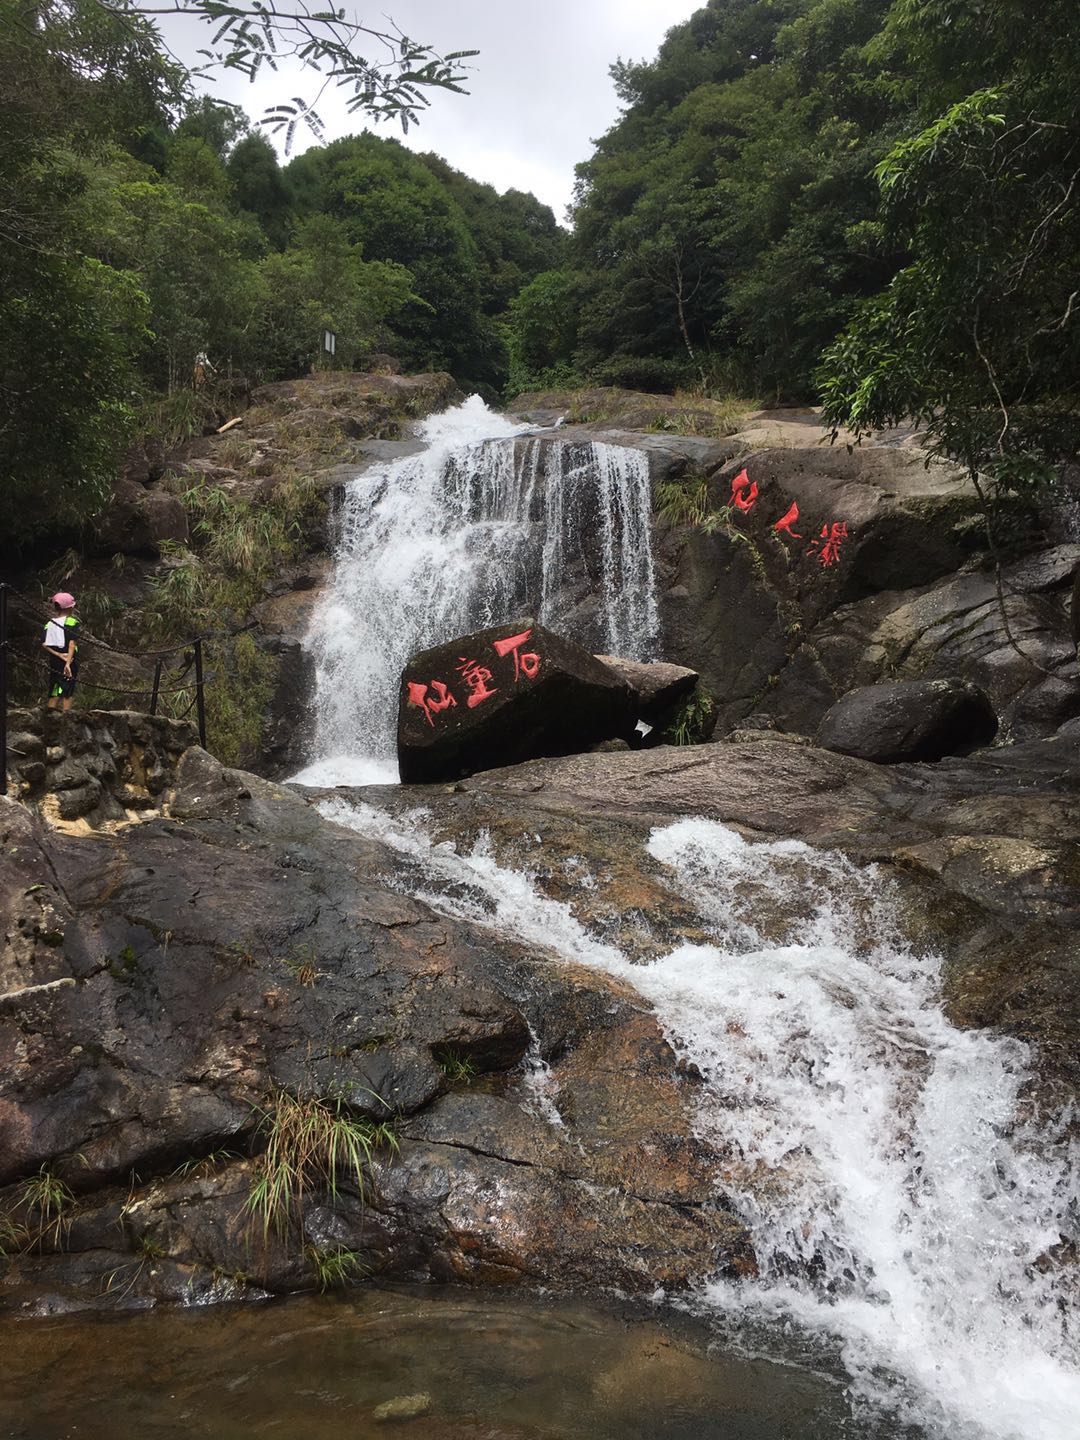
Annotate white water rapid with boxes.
[295,397,659,784]
[318,797,1079,1440]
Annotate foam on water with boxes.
[318,797,1080,1440]
[298,397,659,781]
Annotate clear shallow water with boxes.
[0,1288,901,1440]
[314,799,1080,1440]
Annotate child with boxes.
[42,592,80,711]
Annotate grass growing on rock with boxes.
[1,1165,75,1253]
[656,476,731,533]
[141,474,322,764]
[661,688,719,746]
[436,1048,477,1085]
[514,385,753,436]
[246,1090,398,1243]
[306,1244,367,1292]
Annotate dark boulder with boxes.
[818,678,998,763]
[594,655,699,721]
[91,478,189,557]
[398,620,635,783]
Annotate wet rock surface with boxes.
[1,721,1078,1313]
[0,746,748,1313]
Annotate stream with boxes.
[0,1288,900,1440]
[5,399,1075,1440]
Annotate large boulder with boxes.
[91,478,189,557]
[593,655,700,721]
[817,678,998,763]
[397,621,636,783]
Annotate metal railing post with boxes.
[0,584,8,798]
[193,638,207,749]
[150,659,163,716]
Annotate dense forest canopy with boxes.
[0,0,564,545]
[519,0,1078,494]
[2,0,1078,549]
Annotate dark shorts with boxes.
[48,659,79,699]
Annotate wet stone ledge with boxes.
[4,708,198,825]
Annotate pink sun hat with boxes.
[51,592,76,610]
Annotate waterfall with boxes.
[317,796,1080,1440]
[295,397,659,784]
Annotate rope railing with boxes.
[0,580,251,656]
[0,579,233,794]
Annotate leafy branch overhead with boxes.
[106,0,478,147]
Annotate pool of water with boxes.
[0,1287,901,1440]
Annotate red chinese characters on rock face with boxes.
[773,501,803,539]
[406,627,544,729]
[730,470,851,566]
[493,628,541,681]
[456,657,499,709]
[406,679,458,729]
[730,468,759,513]
[806,522,849,568]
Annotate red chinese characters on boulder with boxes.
[405,626,545,730]
[456,657,499,709]
[730,468,759,513]
[806,522,849,568]
[406,679,458,729]
[493,628,541,681]
[773,501,803,540]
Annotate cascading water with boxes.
[317,797,1080,1440]
[295,397,659,784]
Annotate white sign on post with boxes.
[323,330,336,356]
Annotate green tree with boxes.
[819,0,1080,492]
[174,94,249,158]
[253,215,418,376]
[86,149,265,387]
[0,0,476,550]
[285,135,497,382]
[227,132,292,249]
[504,269,583,393]
[569,0,898,396]
[0,0,162,549]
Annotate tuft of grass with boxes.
[246,1090,398,1243]
[656,477,732,534]
[6,1166,75,1252]
[75,587,126,645]
[143,388,219,447]
[102,1232,167,1301]
[136,1233,166,1262]
[280,943,323,988]
[306,1244,367,1293]
[170,1149,240,1180]
[436,1048,476,1086]
[182,481,303,579]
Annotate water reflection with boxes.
[0,1287,898,1440]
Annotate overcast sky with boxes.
[166,1,704,222]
